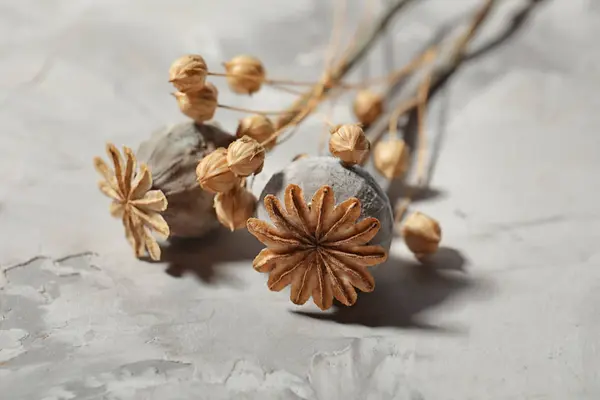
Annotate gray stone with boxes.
[136,121,235,238]
[258,156,394,252]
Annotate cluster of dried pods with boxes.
[89,0,504,310]
[93,51,442,279]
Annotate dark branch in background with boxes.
[275,0,417,129]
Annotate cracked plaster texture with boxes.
[0,0,599,399]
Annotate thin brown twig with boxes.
[274,0,417,130]
[391,0,496,225]
[268,83,305,95]
[208,71,317,87]
[394,70,433,224]
[217,104,297,116]
[387,97,420,138]
[319,0,347,154]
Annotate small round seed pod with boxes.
[258,156,394,252]
[352,90,384,126]
[136,121,235,238]
[401,211,442,258]
[373,137,410,180]
[169,54,208,93]
[236,114,276,150]
[196,147,239,193]
[329,124,370,166]
[214,186,257,231]
[174,83,218,123]
[227,136,265,177]
[224,55,266,95]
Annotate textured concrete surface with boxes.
[1,0,599,399]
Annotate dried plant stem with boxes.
[217,104,296,116]
[274,0,417,130]
[269,84,304,95]
[394,70,433,224]
[389,0,496,225]
[318,0,347,154]
[207,71,316,87]
[415,70,432,186]
[346,49,433,90]
[387,97,420,138]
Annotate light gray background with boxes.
[1,0,599,399]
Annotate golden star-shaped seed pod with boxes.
[247,184,388,310]
[94,143,170,261]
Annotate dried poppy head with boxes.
[196,147,239,193]
[169,54,208,93]
[224,55,266,95]
[236,114,276,150]
[352,90,384,126]
[136,121,236,238]
[173,83,218,123]
[227,136,266,177]
[373,137,410,180]
[329,124,370,166]
[401,211,442,258]
[214,186,257,231]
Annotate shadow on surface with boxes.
[384,0,548,207]
[295,247,491,331]
[386,181,446,209]
[140,227,263,285]
[466,0,550,61]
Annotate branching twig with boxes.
[274,0,417,130]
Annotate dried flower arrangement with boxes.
[94,0,496,309]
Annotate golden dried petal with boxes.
[247,217,304,252]
[263,194,309,242]
[109,201,124,217]
[283,184,313,236]
[318,252,357,307]
[131,190,168,213]
[319,197,361,242]
[93,157,115,184]
[253,248,298,273]
[143,228,162,261]
[310,185,335,240]
[290,253,317,306]
[130,207,170,239]
[130,164,153,200]
[332,275,359,306]
[311,261,334,311]
[267,250,312,292]
[325,217,380,247]
[122,146,136,196]
[106,143,127,197]
[98,180,121,200]
[124,214,145,258]
[320,250,375,293]
[327,245,388,267]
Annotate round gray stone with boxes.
[137,121,235,238]
[257,156,394,252]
